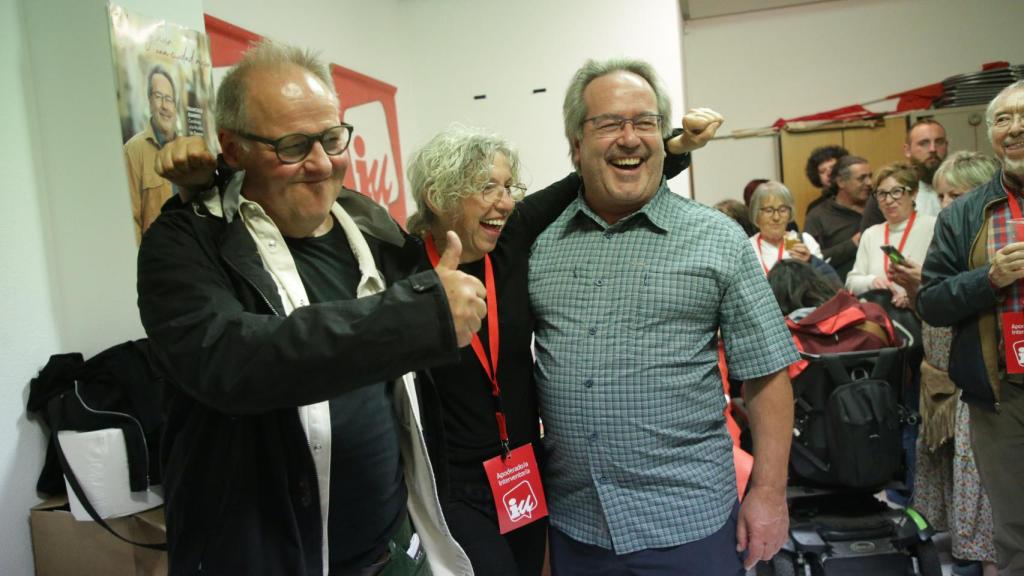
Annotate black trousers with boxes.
[442,479,548,576]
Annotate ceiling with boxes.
[680,0,841,20]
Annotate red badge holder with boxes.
[1002,312,1024,374]
[483,444,548,534]
[1001,199,1024,373]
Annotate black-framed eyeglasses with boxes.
[582,114,663,137]
[875,186,910,202]
[481,182,527,203]
[758,206,792,218]
[236,124,354,164]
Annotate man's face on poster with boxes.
[148,72,177,140]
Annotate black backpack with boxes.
[27,339,166,549]
[790,348,907,490]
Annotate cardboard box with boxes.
[30,496,167,576]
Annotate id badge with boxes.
[482,444,548,534]
[1001,311,1024,374]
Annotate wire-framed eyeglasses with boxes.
[758,206,792,218]
[481,182,527,203]
[583,114,663,137]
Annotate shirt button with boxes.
[588,328,597,336]
[603,232,613,239]
[599,475,609,484]
[584,379,594,388]
[268,239,277,248]
[588,432,598,441]
[313,443,322,452]
[595,279,604,287]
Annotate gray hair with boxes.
[215,40,335,133]
[562,58,672,169]
[987,80,1024,143]
[749,181,795,224]
[933,150,1000,193]
[406,125,521,236]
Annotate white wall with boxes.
[2,0,202,573]
[393,0,688,197]
[203,0,689,199]
[0,1,60,572]
[683,0,1024,207]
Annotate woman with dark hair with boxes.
[803,145,849,217]
[766,260,838,318]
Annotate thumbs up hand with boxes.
[434,231,487,347]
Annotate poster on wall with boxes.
[107,3,216,245]
[204,15,409,225]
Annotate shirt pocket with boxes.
[628,268,720,332]
[529,260,594,325]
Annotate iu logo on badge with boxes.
[503,480,538,522]
[483,444,548,534]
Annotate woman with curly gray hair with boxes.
[405,124,562,575]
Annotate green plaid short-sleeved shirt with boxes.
[529,181,798,554]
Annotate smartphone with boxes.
[880,245,907,266]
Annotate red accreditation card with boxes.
[1002,311,1024,374]
[482,444,548,534]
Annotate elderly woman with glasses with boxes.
[747,181,823,275]
[845,162,937,308]
[403,126,558,575]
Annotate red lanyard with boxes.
[883,211,917,280]
[756,234,785,276]
[425,235,509,456]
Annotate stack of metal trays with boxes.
[935,65,1024,108]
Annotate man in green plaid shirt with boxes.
[529,58,798,575]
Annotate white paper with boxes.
[57,428,163,521]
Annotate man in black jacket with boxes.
[138,40,480,576]
[804,155,872,282]
[917,80,1024,575]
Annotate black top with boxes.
[427,199,547,484]
[286,221,406,572]
[804,198,863,282]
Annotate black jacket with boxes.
[138,184,463,576]
[917,172,1007,412]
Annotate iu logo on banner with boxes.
[345,101,401,216]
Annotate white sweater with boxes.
[845,213,936,295]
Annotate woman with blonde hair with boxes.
[892,151,1000,576]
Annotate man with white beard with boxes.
[918,80,1024,575]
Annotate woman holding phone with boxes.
[845,162,936,308]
